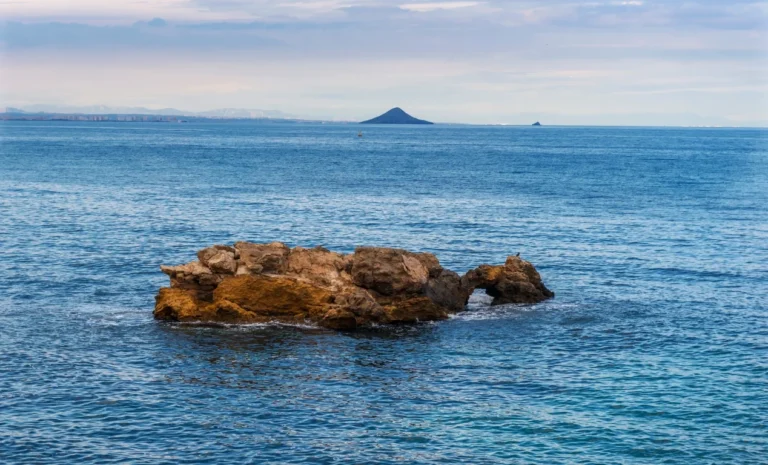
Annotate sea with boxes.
[0,121,766,464]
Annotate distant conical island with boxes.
[360,107,433,125]
[532,121,542,126]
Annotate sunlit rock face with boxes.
[155,243,553,330]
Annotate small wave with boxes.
[167,319,325,331]
[452,300,575,321]
[648,266,745,280]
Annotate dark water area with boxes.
[1,121,766,464]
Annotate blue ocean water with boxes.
[0,121,766,464]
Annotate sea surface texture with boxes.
[0,122,766,464]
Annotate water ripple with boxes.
[1,122,766,464]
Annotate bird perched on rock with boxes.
[516,252,520,257]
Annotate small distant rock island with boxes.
[155,243,554,330]
[360,107,433,125]
[532,121,542,126]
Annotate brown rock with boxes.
[214,275,333,319]
[154,287,269,324]
[160,261,221,300]
[331,287,386,322]
[383,297,449,323]
[155,243,553,329]
[462,255,554,305]
[413,252,443,278]
[197,245,236,266]
[235,241,290,274]
[426,269,471,312]
[206,299,267,323]
[348,247,429,296]
[154,287,204,321]
[206,250,237,275]
[320,308,358,330]
[284,246,348,289]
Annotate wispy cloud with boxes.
[399,2,481,12]
[1,0,766,125]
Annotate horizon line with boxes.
[2,114,766,129]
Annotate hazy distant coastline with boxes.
[0,105,336,123]
[1,106,332,123]
[0,112,324,124]
[4,104,302,119]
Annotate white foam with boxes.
[452,300,575,321]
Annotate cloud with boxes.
[0,0,766,125]
[399,2,481,13]
[2,0,766,30]
[0,20,282,50]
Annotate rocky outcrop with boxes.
[155,243,553,330]
[462,256,554,305]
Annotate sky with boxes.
[0,0,767,125]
